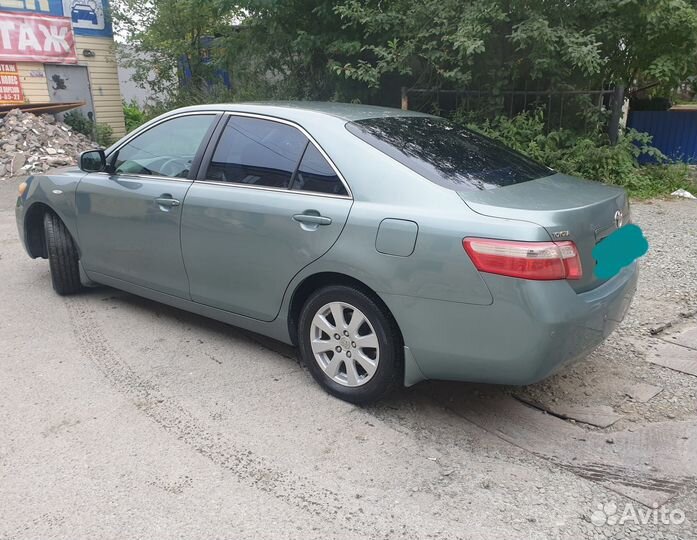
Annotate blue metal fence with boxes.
[627,110,697,163]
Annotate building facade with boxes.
[0,0,126,137]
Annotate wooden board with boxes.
[0,101,85,117]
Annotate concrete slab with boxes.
[646,341,697,377]
[624,382,663,403]
[428,386,697,508]
[668,326,697,350]
[516,398,623,428]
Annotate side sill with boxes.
[84,270,294,345]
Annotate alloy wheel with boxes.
[309,301,380,387]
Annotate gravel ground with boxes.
[1,175,695,540]
[515,199,697,428]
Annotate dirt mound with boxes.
[0,109,98,179]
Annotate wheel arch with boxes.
[23,202,53,259]
[23,202,81,260]
[287,271,404,349]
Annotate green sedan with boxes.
[15,102,639,403]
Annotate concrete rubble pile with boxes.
[0,109,97,179]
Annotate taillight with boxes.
[463,238,582,281]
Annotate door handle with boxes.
[292,213,332,226]
[155,197,180,208]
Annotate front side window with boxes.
[291,144,347,196]
[206,116,308,188]
[346,116,552,191]
[112,114,214,178]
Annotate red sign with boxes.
[0,62,23,103]
[0,11,77,64]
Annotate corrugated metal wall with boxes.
[627,110,697,163]
[75,35,126,138]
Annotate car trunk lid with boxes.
[458,173,628,292]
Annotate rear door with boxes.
[76,113,217,298]
[181,113,352,321]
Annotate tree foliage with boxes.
[112,0,697,101]
[468,110,694,199]
[112,0,240,96]
[332,0,697,93]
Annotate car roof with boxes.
[175,101,433,122]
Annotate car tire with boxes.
[43,212,82,296]
[298,285,401,404]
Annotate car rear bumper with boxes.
[383,262,638,386]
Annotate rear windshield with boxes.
[346,116,552,191]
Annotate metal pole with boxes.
[523,81,528,111]
[608,84,625,145]
[559,95,564,130]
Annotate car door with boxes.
[181,113,353,321]
[75,113,218,298]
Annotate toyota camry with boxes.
[15,102,639,403]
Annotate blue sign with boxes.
[0,0,112,37]
[0,0,64,16]
[63,0,112,37]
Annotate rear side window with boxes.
[346,116,552,191]
[207,116,307,188]
[291,144,347,196]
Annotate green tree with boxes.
[111,0,697,101]
[112,0,240,97]
[217,1,375,101]
[332,0,697,93]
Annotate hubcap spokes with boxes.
[310,302,379,387]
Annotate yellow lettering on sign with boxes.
[0,0,50,11]
[0,1,24,9]
[28,0,49,10]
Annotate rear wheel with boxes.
[298,285,401,404]
[43,212,82,295]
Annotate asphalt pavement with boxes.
[1,177,695,540]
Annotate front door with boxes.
[45,64,95,122]
[181,115,352,321]
[76,113,217,298]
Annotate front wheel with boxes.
[43,212,82,295]
[297,285,401,404]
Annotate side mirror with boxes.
[79,149,106,173]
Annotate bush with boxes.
[63,110,115,147]
[460,110,694,198]
[62,110,93,138]
[94,122,114,147]
[123,99,147,132]
[121,84,238,134]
